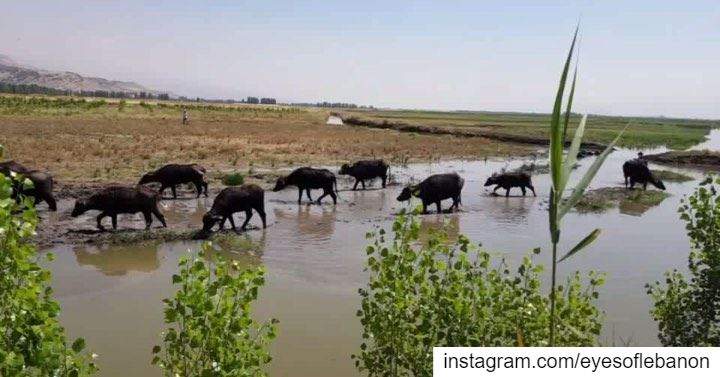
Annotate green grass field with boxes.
[340,109,720,149]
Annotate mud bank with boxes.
[645,150,720,170]
[339,116,607,155]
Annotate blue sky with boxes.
[1,1,718,118]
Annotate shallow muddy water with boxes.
[41,147,710,376]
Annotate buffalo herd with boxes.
[0,155,668,236]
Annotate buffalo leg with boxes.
[171,185,178,199]
[297,188,303,204]
[159,185,168,197]
[624,175,629,189]
[193,181,203,198]
[506,188,511,197]
[521,186,527,196]
[435,201,442,214]
[353,179,359,191]
[643,182,648,191]
[111,214,118,230]
[361,180,366,190]
[202,181,209,197]
[381,174,387,188]
[330,189,337,205]
[241,209,253,230]
[96,212,107,231]
[152,206,167,227]
[493,185,501,194]
[143,210,153,229]
[421,202,428,214]
[528,185,536,197]
[451,197,460,211]
[257,208,267,228]
[45,195,57,211]
[306,189,313,202]
[317,190,328,204]
[219,217,227,229]
[228,215,237,231]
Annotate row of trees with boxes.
[0,82,170,100]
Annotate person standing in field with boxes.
[182,109,189,125]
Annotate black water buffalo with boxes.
[396,172,464,214]
[71,186,167,231]
[201,184,267,235]
[0,161,57,211]
[484,172,536,197]
[273,167,338,205]
[139,163,208,199]
[339,159,389,190]
[623,159,665,190]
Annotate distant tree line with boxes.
[0,82,368,109]
[289,101,374,109]
[0,82,171,101]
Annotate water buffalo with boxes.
[339,159,389,190]
[71,186,167,231]
[139,163,208,199]
[484,172,536,197]
[396,172,464,214]
[200,184,267,236]
[273,167,338,205]
[0,161,57,211]
[623,159,665,190]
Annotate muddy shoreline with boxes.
[645,151,720,170]
[339,115,607,155]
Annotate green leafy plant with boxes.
[646,176,720,346]
[222,172,245,186]
[546,27,625,345]
[354,210,604,377]
[152,242,278,377]
[0,146,98,376]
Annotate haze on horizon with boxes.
[1,0,718,119]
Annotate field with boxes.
[339,109,720,149]
[2,95,719,184]
[0,95,530,183]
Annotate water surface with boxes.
[44,148,707,376]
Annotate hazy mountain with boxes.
[0,53,158,94]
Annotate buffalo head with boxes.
[396,185,419,202]
[484,176,498,187]
[71,198,89,217]
[201,211,224,233]
[339,164,351,175]
[138,172,156,185]
[273,177,288,192]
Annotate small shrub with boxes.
[354,210,604,376]
[222,172,245,186]
[152,242,278,376]
[0,146,98,376]
[118,99,127,112]
[647,176,720,346]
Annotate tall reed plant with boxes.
[546,27,626,345]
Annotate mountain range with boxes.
[0,53,158,94]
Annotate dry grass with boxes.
[0,95,532,183]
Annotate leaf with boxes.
[152,345,161,354]
[558,229,601,263]
[560,114,587,192]
[550,25,579,192]
[558,123,628,218]
[561,61,579,143]
[71,337,86,353]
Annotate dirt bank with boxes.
[645,150,720,170]
[339,116,608,155]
